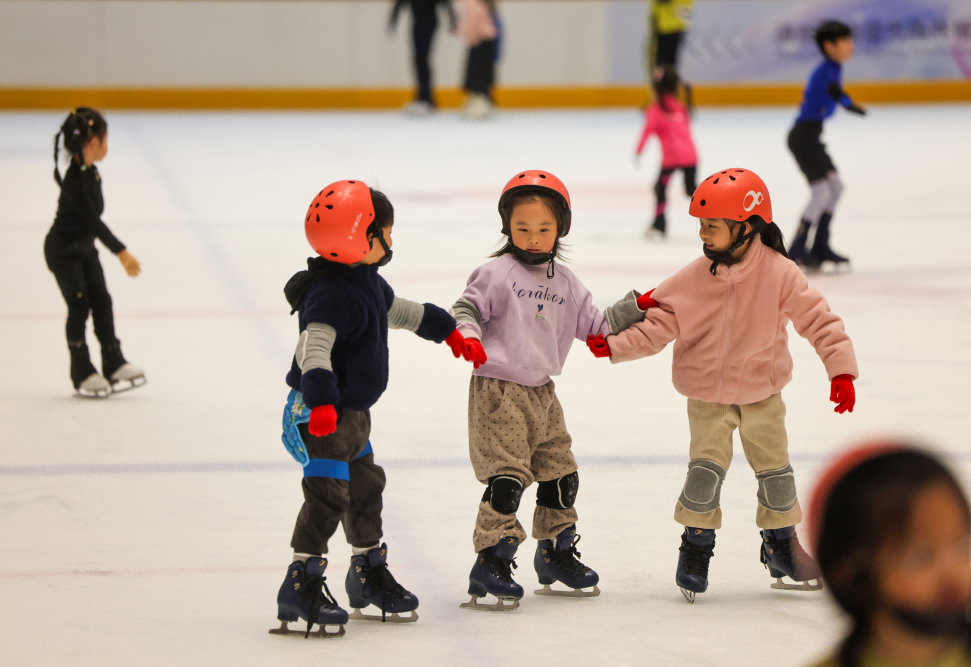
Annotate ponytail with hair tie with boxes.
[53,106,107,185]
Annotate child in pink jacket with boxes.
[458,0,498,118]
[587,168,858,603]
[635,66,699,238]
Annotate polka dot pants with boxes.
[468,376,579,553]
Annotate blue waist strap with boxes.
[303,441,373,480]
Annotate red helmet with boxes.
[498,170,573,236]
[688,168,773,226]
[304,180,374,263]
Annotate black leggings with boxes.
[412,23,438,104]
[464,39,496,98]
[655,165,698,217]
[44,236,117,347]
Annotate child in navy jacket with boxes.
[272,181,475,637]
[787,20,866,269]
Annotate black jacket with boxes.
[48,162,125,254]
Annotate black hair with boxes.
[817,448,971,667]
[368,187,394,234]
[722,215,789,259]
[652,65,694,116]
[492,188,569,261]
[53,107,107,185]
[816,20,853,55]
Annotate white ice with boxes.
[2,106,971,666]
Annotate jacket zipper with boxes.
[714,267,736,403]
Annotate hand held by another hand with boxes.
[465,338,488,369]
[636,288,658,310]
[586,335,612,359]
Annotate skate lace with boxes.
[306,574,339,639]
[485,550,518,583]
[361,562,408,623]
[549,534,590,577]
[679,538,714,577]
[761,534,819,579]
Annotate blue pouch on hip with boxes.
[282,388,311,466]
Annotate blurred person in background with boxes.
[390,0,457,114]
[809,442,971,667]
[633,65,698,239]
[648,0,694,73]
[458,0,498,119]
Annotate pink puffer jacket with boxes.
[458,0,497,47]
[608,238,858,406]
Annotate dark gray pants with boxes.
[290,409,386,555]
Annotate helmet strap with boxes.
[704,220,764,276]
[367,223,393,267]
[509,240,557,278]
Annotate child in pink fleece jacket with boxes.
[635,66,699,238]
[449,170,639,611]
[587,168,858,603]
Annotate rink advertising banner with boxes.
[682,0,971,84]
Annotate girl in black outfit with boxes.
[45,107,145,397]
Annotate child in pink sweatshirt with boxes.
[587,168,858,603]
[449,170,640,611]
[635,66,699,238]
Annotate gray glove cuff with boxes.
[605,290,645,335]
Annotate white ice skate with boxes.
[108,363,146,393]
[464,94,493,120]
[77,373,111,398]
[403,100,433,116]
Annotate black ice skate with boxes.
[69,341,110,398]
[806,213,850,272]
[345,543,419,623]
[269,558,348,638]
[645,213,667,241]
[787,219,812,265]
[101,341,146,394]
[760,527,823,592]
[461,536,524,611]
[534,525,600,597]
[676,527,715,603]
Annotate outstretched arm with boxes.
[827,81,866,115]
[388,295,457,343]
[389,0,407,30]
[606,303,679,363]
[782,269,858,381]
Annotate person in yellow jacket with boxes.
[648,0,694,71]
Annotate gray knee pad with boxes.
[803,179,831,224]
[756,464,798,512]
[536,471,578,509]
[482,475,524,514]
[678,460,726,514]
[826,172,844,211]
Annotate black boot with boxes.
[68,340,98,389]
[808,213,849,265]
[100,340,128,380]
[787,220,812,264]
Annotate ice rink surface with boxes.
[2,105,971,666]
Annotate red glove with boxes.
[830,374,855,414]
[445,329,467,360]
[465,338,488,369]
[636,288,658,310]
[586,335,612,359]
[308,404,338,437]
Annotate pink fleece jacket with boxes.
[608,238,858,406]
[635,95,698,168]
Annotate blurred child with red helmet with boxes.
[808,442,971,667]
[449,170,643,610]
[587,168,859,603]
[271,181,476,636]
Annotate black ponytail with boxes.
[53,107,107,185]
[759,220,789,259]
[652,65,693,116]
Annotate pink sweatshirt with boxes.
[457,0,497,47]
[608,239,858,406]
[452,254,609,387]
[635,95,698,168]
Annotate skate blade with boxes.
[349,608,418,623]
[770,577,823,592]
[459,594,520,611]
[534,584,600,598]
[76,388,110,399]
[109,376,146,394]
[644,228,666,243]
[268,620,345,638]
[680,587,697,604]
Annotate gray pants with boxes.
[290,409,386,555]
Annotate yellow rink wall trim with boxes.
[1,81,970,110]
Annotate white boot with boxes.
[464,94,492,120]
[109,363,146,393]
[77,373,111,398]
[402,100,433,116]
